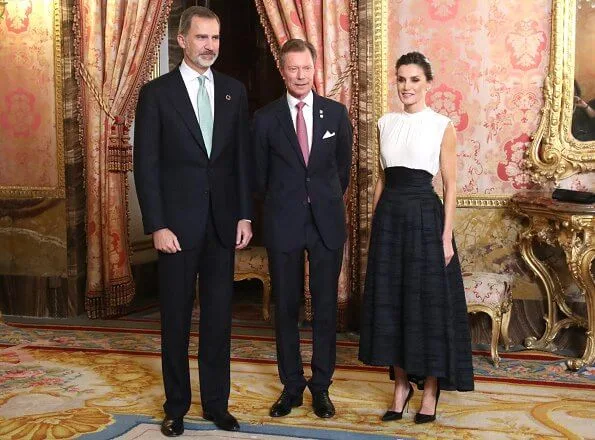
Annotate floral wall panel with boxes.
[0,0,64,198]
[386,0,551,194]
[0,0,67,283]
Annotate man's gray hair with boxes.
[178,6,220,36]
[280,39,317,67]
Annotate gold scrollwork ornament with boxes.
[527,0,595,183]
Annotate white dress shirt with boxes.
[287,91,313,151]
[179,59,215,124]
[178,60,251,224]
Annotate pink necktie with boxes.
[296,101,309,165]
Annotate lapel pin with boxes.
[226,94,231,101]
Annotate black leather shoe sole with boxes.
[160,417,184,437]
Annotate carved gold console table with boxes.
[511,192,595,370]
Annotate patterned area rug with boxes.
[1,312,594,439]
[2,317,594,388]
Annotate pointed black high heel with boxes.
[414,388,440,424]
[381,383,414,421]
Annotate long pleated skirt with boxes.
[358,166,474,391]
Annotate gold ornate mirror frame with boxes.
[527,0,595,183]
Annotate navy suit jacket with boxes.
[252,93,352,252]
[134,67,252,250]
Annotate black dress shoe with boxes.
[312,390,335,418]
[414,389,440,424]
[381,383,414,422]
[160,416,184,437]
[270,389,304,417]
[203,410,240,431]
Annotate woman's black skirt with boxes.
[358,166,474,391]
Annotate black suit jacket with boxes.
[134,67,252,250]
[252,93,352,252]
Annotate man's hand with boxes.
[153,228,182,253]
[236,220,253,249]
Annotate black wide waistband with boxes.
[384,166,433,190]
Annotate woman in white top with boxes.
[358,52,474,424]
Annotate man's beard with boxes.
[193,52,218,68]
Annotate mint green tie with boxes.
[197,75,213,157]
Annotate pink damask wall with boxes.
[387,0,554,194]
[0,1,59,189]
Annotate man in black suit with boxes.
[133,6,252,435]
[252,39,352,419]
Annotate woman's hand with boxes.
[443,236,454,266]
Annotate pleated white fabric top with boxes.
[378,107,451,176]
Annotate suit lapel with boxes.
[275,96,307,168]
[309,93,325,168]
[210,71,228,162]
[164,68,208,157]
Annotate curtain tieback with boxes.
[77,62,132,172]
[327,65,353,98]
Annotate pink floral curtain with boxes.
[254,0,358,328]
[75,0,171,318]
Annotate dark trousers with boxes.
[267,208,343,396]
[158,209,234,418]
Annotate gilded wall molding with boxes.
[371,0,387,185]
[527,0,595,182]
[456,196,510,208]
[53,0,65,198]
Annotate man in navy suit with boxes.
[134,6,252,435]
[252,39,352,419]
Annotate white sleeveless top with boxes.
[378,108,451,176]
